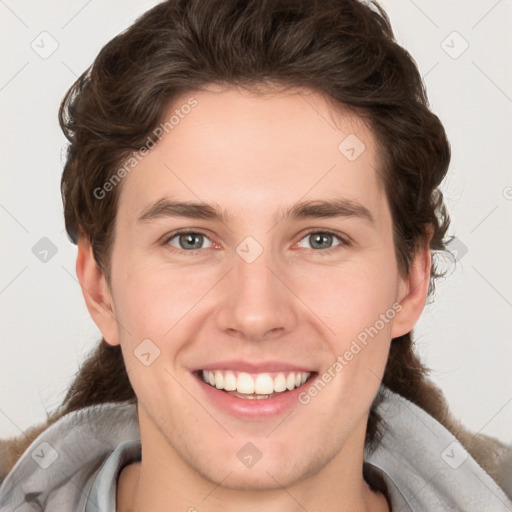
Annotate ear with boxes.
[391,235,432,338]
[76,237,120,346]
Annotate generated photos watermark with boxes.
[93,97,198,200]
[298,302,403,405]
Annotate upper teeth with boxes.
[201,370,310,394]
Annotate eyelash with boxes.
[161,228,350,256]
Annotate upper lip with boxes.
[192,360,316,373]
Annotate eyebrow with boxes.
[137,197,374,225]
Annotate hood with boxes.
[0,387,511,511]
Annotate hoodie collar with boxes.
[1,389,511,511]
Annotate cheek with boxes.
[113,260,215,337]
[293,257,399,334]
[290,257,398,393]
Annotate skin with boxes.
[77,84,431,512]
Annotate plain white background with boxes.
[1,0,511,445]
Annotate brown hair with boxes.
[1,0,506,487]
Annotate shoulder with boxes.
[366,387,512,509]
[1,401,137,481]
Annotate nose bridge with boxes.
[216,236,297,340]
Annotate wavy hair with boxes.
[3,0,505,487]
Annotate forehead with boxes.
[116,85,387,226]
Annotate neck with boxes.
[118,466,388,512]
[117,447,388,510]
[117,407,389,512]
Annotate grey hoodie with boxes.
[1,387,511,511]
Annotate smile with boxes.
[199,369,312,398]
[192,360,318,418]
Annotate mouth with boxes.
[195,369,316,399]
[192,368,318,418]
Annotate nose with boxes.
[215,243,299,343]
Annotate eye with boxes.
[162,229,349,255]
[164,230,214,252]
[296,230,348,253]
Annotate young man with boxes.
[84,84,412,511]
[1,1,511,511]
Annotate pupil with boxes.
[181,233,202,249]
[312,233,331,249]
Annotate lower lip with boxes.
[194,372,317,419]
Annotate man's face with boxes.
[102,85,409,489]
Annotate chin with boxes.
[192,446,327,493]
[201,465,301,492]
